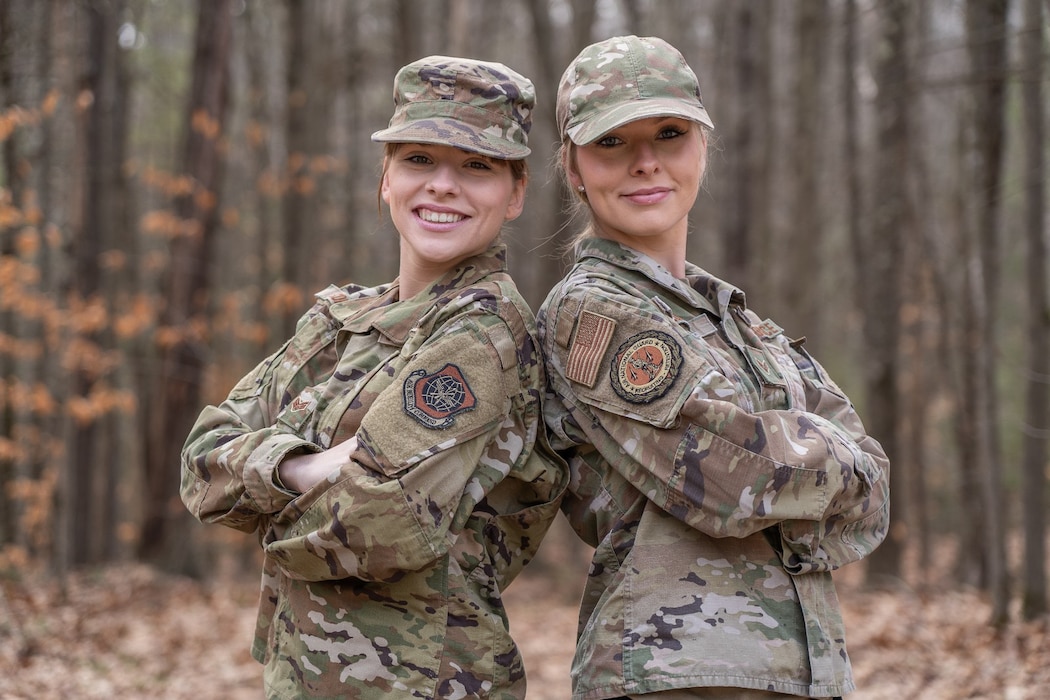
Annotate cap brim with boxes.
[565,99,714,145]
[371,120,530,159]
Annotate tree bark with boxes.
[964,0,1009,624]
[783,0,828,350]
[140,0,233,572]
[1019,0,1047,621]
[863,0,908,583]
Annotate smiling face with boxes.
[567,116,706,263]
[381,143,526,297]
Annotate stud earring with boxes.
[577,185,585,193]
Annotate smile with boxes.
[417,208,465,224]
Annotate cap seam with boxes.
[627,37,649,100]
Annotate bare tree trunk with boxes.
[571,0,597,51]
[965,0,1009,624]
[783,0,828,348]
[141,0,233,572]
[0,0,21,551]
[718,2,758,295]
[62,0,130,569]
[393,0,424,69]
[863,0,908,583]
[903,0,936,581]
[521,0,588,306]
[280,0,313,336]
[1019,0,1047,621]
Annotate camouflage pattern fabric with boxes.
[181,245,567,699]
[537,238,890,699]
[372,56,534,159]
[557,35,714,146]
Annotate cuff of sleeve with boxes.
[244,433,319,512]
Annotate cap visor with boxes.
[566,99,714,145]
[371,120,530,159]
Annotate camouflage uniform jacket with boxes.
[537,238,890,699]
[181,245,566,699]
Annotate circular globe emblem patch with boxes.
[403,363,477,429]
[610,330,682,404]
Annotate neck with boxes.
[594,226,688,279]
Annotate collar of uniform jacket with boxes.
[575,236,746,319]
[318,243,510,345]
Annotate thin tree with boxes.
[964,0,1009,624]
[863,0,908,582]
[783,0,828,351]
[59,0,130,569]
[140,0,233,571]
[1020,0,1047,621]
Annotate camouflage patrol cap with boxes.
[557,35,714,146]
[371,55,534,159]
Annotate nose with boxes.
[630,142,659,176]
[426,162,460,195]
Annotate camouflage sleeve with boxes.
[772,344,891,573]
[676,388,889,572]
[180,343,320,534]
[263,313,542,582]
[545,290,888,571]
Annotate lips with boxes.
[623,187,671,205]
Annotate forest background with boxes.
[0,0,1048,697]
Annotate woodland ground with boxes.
[2,527,1048,700]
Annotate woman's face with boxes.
[382,143,525,285]
[568,116,705,251]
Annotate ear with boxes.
[562,149,583,193]
[504,176,526,222]
[380,158,392,204]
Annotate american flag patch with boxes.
[565,311,616,387]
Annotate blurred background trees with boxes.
[0,0,1046,623]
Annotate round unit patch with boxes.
[403,363,477,429]
[610,330,683,404]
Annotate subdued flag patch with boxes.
[565,311,616,387]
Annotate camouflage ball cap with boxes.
[372,56,534,159]
[557,35,714,145]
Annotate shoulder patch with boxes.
[566,311,617,387]
[402,363,477,429]
[610,330,683,404]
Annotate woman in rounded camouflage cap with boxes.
[538,35,889,699]
[181,55,566,699]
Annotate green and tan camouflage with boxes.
[372,55,534,159]
[537,238,890,699]
[182,245,567,699]
[557,35,714,146]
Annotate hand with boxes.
[278,437,359,493]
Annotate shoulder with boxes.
[427,280,542,387]
[542,273,709,429]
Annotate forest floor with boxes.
[2,529,1048,699]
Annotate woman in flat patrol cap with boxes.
[538,35,890,700]
[181,55,565,699]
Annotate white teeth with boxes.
[419,209,464,224]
